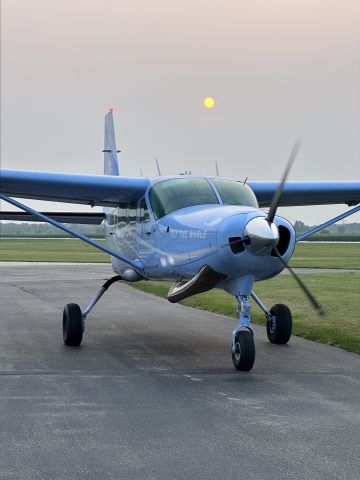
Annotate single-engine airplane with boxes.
[1,110,360,371]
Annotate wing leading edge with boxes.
[0,169,150,207]
[249,181,360,207]
[1,170,359,208]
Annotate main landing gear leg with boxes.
[251,291,292,344]
[231,295,255,371]
[63,275,123,346]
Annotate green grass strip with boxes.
[130,273,360,354]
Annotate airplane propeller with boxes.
[273,247,325,315]
[266,138,302,223]
[221,140,302,253]
[222,138,325,315]
[266,138,324,315]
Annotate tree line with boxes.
[0,222,105,238]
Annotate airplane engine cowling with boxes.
[216,212,296,281]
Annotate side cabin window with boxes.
[128,201,137,226]
[139,198,150,223]
[107,210,116,226]
[211,179,259,208]
[116,202,138,227]
[117,204,127,227]
[149,178,219,219]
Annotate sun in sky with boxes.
[203,97,215,109]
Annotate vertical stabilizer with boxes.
[104,109,120,176]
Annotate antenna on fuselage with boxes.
[155,158,162,176]
[215,161,220,176]
[140,168,143,177]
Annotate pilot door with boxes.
[114,202,138,260]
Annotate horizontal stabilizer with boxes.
[0,211,105,224]
[167,265,227,304]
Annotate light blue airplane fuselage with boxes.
[105,176,296,290]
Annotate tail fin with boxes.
[103,109,120,176]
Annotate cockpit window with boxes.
[149,178,219,219]
[212,179,259,208]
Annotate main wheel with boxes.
[267,304,292,344]
[231,330,255,371]
[63,303,83,346]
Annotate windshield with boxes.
[149,178,219,219]
[212,179,259,208]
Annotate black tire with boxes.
[63,303,83,346]
[231,330,255,371]
[267,304,292,344]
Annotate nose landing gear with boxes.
[231,295,255,371]
[230,292,293,372]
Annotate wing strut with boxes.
[296,203,360,242]
[0,193,144,275]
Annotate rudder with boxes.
[104,109,119,176]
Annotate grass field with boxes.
[1,238,359,353]
[0,238,109,263]
[131,273,360,354]
[290,242,360,269]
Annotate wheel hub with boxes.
[268,315,277,334]
[234,341,241,361]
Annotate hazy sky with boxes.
[1,0,359,223]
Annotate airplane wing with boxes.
[1,169,359,208]
[248,181,360,207]
[0,169,150,207]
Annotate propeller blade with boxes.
[273,247,325,315]
[267,138,302,223]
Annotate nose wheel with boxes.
[232,330,255,371]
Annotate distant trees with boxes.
[293,220,360,235]
[0,222,105,238]
[293,221,307,234]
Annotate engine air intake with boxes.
[272,225,291,256]
[229,237,245,254]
